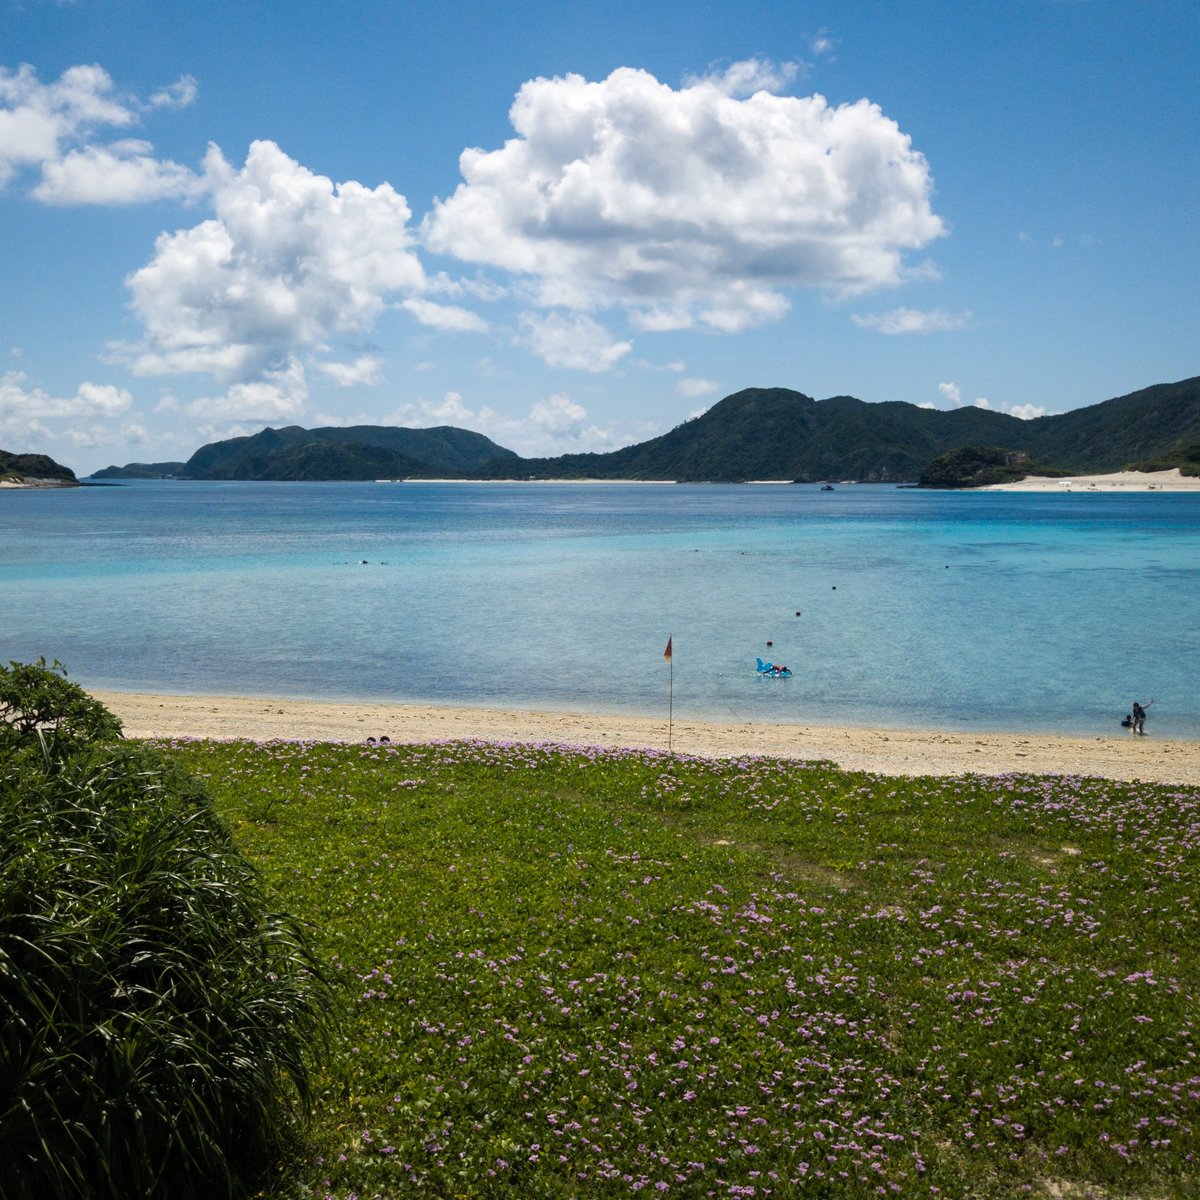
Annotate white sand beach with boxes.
[93,690,1200,787]
[982,468,1200,492]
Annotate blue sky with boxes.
[2,0,1197,474]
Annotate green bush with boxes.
[0,675,329,1199]
[0,659,123,754]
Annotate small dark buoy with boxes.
[795,610,801,616]
[945,564,949,569]
[832,586,836,590]
[766,640,773,647]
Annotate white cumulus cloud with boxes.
[400,297,488,332]
[676,377,719,398]
[0,371,134,444]
[971,397,1049,420]
[422,390,475,424]
[125,140,426,382]
[519,312,632,372]
[73,381,135,415]
[32,139,204,204]
[424,63,944,335]
[690,57,801,98]
[936,381,1040,418]
[0,63,204,202]
[387,389,634,458]
[529,392,587,431]
[0,63,132,187]
[148,75,198,110]
[186,356,308,421]
[314,354,385,388]
[852,307,970,334]
[1008,403,1047,420]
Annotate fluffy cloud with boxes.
[676,377,719,398]
[974,398,1048,420]
[689,58,801,97]
[424,62,944,334]
[0,371,134,444]
[936,381,1045,419]
[126,140,426,381]
[1008,403,1047,420]
[519,312,632,372]
[0,63,200,200]
[387,389,631,457]
[0,371,132,419]
[528,392,587,431]
[73,381,135,415]
[0,63,131,187]
[811,32,838,58]
[852,306,970,334]
[187,356,307,421]
[149,75,198,110]
[315,354,384,388]
[33,139,203,204]
[400,297,488,332]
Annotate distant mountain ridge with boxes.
[477,375,1200,482]
[88,374,1200,484]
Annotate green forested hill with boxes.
[184,424,518,480]
[0,449,77,485]
[477,376,1200,482]
[1020,377,1200,471]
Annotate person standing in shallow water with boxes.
[1132,700,1150,735]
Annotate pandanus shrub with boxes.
[0,659,123,755]
[0,665,329,1199]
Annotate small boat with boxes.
[755,657,793,678]
[820,484,835,491]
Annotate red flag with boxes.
[663,636,672,661]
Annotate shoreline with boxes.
[980,467,1200,492]
[93,689,1200,786]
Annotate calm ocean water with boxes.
[2,480,1198,738]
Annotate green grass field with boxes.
[157,736,1199,1199]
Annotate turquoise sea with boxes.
[2,480,1198,739]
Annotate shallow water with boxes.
[3,480,1197,738]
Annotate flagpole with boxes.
[669,653,673,753]
[664,635,674,753]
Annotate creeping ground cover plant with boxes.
[157,735,1200,1199]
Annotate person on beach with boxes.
[1132,700,1150,735]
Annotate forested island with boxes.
[0,449,78,487]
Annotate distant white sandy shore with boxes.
[981,468,1199,492]
[386,478,678,484]
[93,690,1200,787]
[386,471,1200,491]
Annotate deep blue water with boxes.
[2,480,1198,738]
